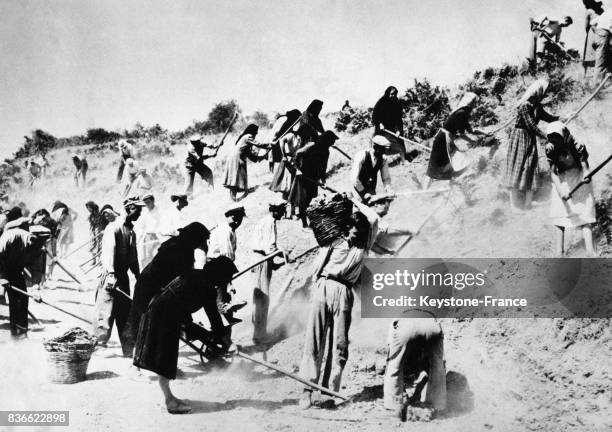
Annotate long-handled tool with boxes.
[262,118,303,158]
[565,73,611,125]
[212,112,239,149]
[564,153,612,201]
[534,27,578,62]
[235,350,349,401]
[230,250,285,281]
[582,30,591,79]
[46,250,82,285]
[65,233,101,259]
[381,128,432,152]
[331,145,352,160]
[80,251,102,269]
[4,284,91,324]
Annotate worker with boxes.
[223,124,270,201]
[298,203,387,409]
[288,130,337,228]
[298,100,325,140]
[0,225,51,337]
[184,134,222,195]
[136,193,162,267]
[383,316,447,416]
[132,167,154,196]
[116,140,135,183]
[133,257,237,414]
[250,200,287,344]
[529,16,573,63]
[352,136,393,205]
[72,154,89,187]
[160,194,188,238]
[591,2,612,82]
[267,109,301,173]
[94,196,144,355]
[128,222,211,347]
[545,122,596,256]
[85,201,105,266]
[208,205,245,262]
[372,86,406,162]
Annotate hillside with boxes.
[0,62,611,431]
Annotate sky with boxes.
[0,0,585,158]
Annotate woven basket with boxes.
[307,194,353,246]
[43,342,95,384]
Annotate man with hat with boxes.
[116,139,135,183]
[351,136,393,205]
[208,205,246,262]
[94,196,144,355]
[136,193,161,268]
[208,205,247,325]
[160,194,188,239]
[250,200,287,344]
[0,224,51,337]
[184,134,221,196]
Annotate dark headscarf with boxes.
[300,100,324,135]
[6,206,23,222]
[203,255,238,285]
[177,222,210,248]
[583,0,604,14]
[235,124,259,144]
[372,86,403,134]
[295,124,313,143]
[274,109,302,141]
[52,201,68,213]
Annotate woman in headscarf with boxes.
[545,122,596,256]
[100,204,119,225]
[223,124,270,201]
[504,79,558,212]
[51,201,78,259]
[268,109,301,172]
[269,124,312,217]
[299,100,324,140]
[372,86,407,161]
[425,92,485,188]
[85,201,105,266]
[288,130,338,228]
[133,256,237,414]
[127,222,211,344]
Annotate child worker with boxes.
[545,122,596,256]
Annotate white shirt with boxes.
[159,206,184,238]
[208,222,237,261]
[137,206,161,237]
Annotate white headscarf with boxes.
[453,92,479,113]
[519,79,549,105]
[546,121,567,141]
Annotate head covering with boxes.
[100,204,119,216]
[142,193,154,201]
[203,256,239,284]
[51,201,68,213]
[269,199,287,212]
[318,130,339,147]
[85,201,99,212]
[306,99,324,114]
[519,79,549,105]
[177,222,210,246]
[383,86,398,99]
[274,109,302,140]
[235,124,259,144]
[189,134,204,143]
[224,205,246,218]
[371,135,392,149]
[123,196,145,208]
[546,121,568,141]
[6,206,23,222]
[29,225,52,240]
[453,92,479,113]
[295,124,313,142]
[170,194,188,203]
[584,0,604,14]
[4,216,30,231]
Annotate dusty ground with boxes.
[1,70,611,432]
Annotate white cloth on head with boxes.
[159,206,184,238]
[519,79,549,105]
[207,221,237,261]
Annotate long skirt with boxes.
[504,128,538,191]
[288,174,318,209]
[269,160,295,194]
[592,29,611,80]
[550,167,596,228]
[426,130,454,180]
[223,153,248,191]
[133,290,184,379]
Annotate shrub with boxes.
[334,106,372,135]
[402,79,451,140]
[206,100,241,133]
[86,128,120,144]
[14,129,57,158]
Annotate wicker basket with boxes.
[307,194,353,246]
[43,341,95,384]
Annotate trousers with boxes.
[94,271,134,356]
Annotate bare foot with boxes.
[166,398,191,414]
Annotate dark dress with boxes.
[288,143,330,209]
[426,107,472,180]
[132,271,222,379]
[372,93,403,135]
[127,237,196,342]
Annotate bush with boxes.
[14,129,58,158]
[334,106,372,135]
[86,128,120,144]
[249,111,272,129]
[402,79,451,140]
[206,100,241,134]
